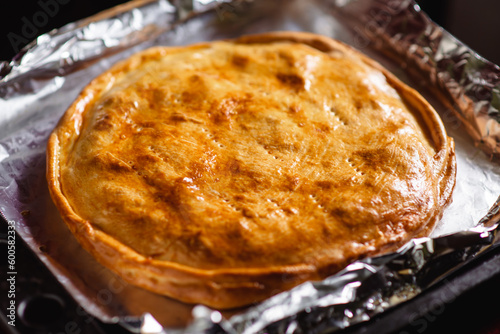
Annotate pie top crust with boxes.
[47,31,456,309]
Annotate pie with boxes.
[46,31,456,309]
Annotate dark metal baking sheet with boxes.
[3,214,500,334]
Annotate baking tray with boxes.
[3,1,496,331]
[2,215,500,334]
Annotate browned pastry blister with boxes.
[47,31,456,309]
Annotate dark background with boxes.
[1,0,500,64]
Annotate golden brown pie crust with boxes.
[47,31,456,309]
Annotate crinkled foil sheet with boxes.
[1,0,500,333]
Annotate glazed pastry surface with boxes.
[47,32,456,308]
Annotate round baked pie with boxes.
[47,32,456,309]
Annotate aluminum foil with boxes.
[332,0,500,158]
[1,0,500,333]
